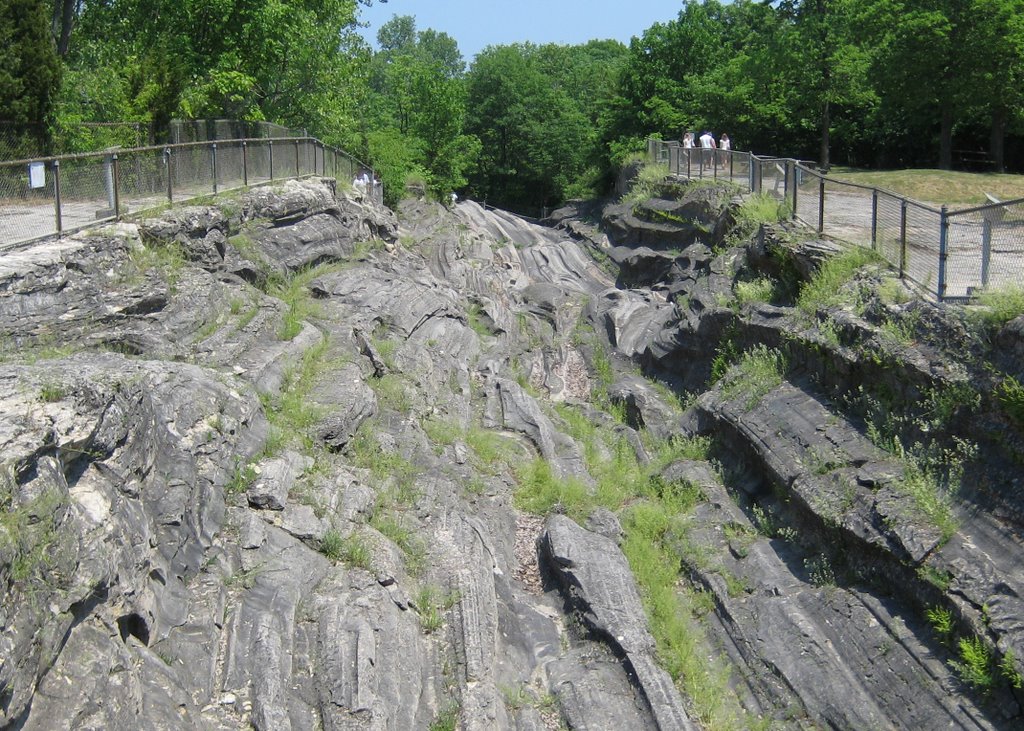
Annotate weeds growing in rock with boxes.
[319,528,345,561]
[621,162,671,206]
[1000,649,1023,689]
[415,585,459,634]
[260,336,331,451]
[972,284,1024,328]
[38,382,66,402]
[720,345,787,410]
[950,636,994,690]
[926,605,955,637]
[268,262,345,340]
[796,247,880,317]
[370,373,412,413]
[428,701,461,731]
[734,277,777,306]
[997,375,1024,429]
[226,460,259,495]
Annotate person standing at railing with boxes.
[699,131,716,167]
[719,133,731,167]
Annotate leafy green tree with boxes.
[0,0,61,155]
[465,43,592,212]
[363,15,477,200]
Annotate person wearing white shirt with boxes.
[699,131,716,167]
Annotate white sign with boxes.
[28,162,45,189]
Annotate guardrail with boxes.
[0,137,380,251]
[649,138,1024,302]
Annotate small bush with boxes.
[621,162,671,205]
[514,458,590,520]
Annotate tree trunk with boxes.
[51,0,77,58]
[939,104,953,170]
[990,105,1006,173]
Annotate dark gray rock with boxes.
[540,515,696,730]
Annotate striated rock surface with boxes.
[1,174,1022,731]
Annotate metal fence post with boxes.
[871,189,878,251]
[791,163,798,220]
[938,205,949,300]
[53,159,62,235]
[295,139,300,177]
[729,151,733,182]
[242,141,248,187]
[899,199,907,278]
[817,175,825,234]
[211,143,218,194]
[269,140,274,180]
[982,218,993,288]
[783,161,790,204]
[112,153,121,219]
[165,148,173,204]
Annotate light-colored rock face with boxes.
[1,178,1022,731]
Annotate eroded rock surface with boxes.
[1,176,1022,731]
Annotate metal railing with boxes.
[649,138,1024,302]
[0,137,380,251]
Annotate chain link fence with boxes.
[649,138,1024,302]
[0,137,377,251]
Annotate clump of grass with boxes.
[465,427,514,470]
[347,422,419,499]
[267,262,346,341]
[973,284,1024,327]
[422,417,462,452]
[734,277,776,306]
[319,528,345,561]
[622,162,671,205]
[622,500,744,729]
[128,240,187,290]
[719,345,787,410]
[428,701,461,731]
[514,458,591,520]
[414,585,459,634]
[38,382,66,402]
[732,193,789,239]
[370,373,412,413]
[796,247,880,316]
[260,336,331,450]
[1,482,64,586]
[226,461,259,495]
[466,302,496,339]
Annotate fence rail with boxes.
[0,136,379,251]
[649,138,1024,302]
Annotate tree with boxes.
[0,0,61,155]
[465,44,591,212]
[363,15,478,199]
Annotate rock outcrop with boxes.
[1,174,1022,731]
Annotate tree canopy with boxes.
[5,0,1023,198]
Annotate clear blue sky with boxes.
[357,0,686,60]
